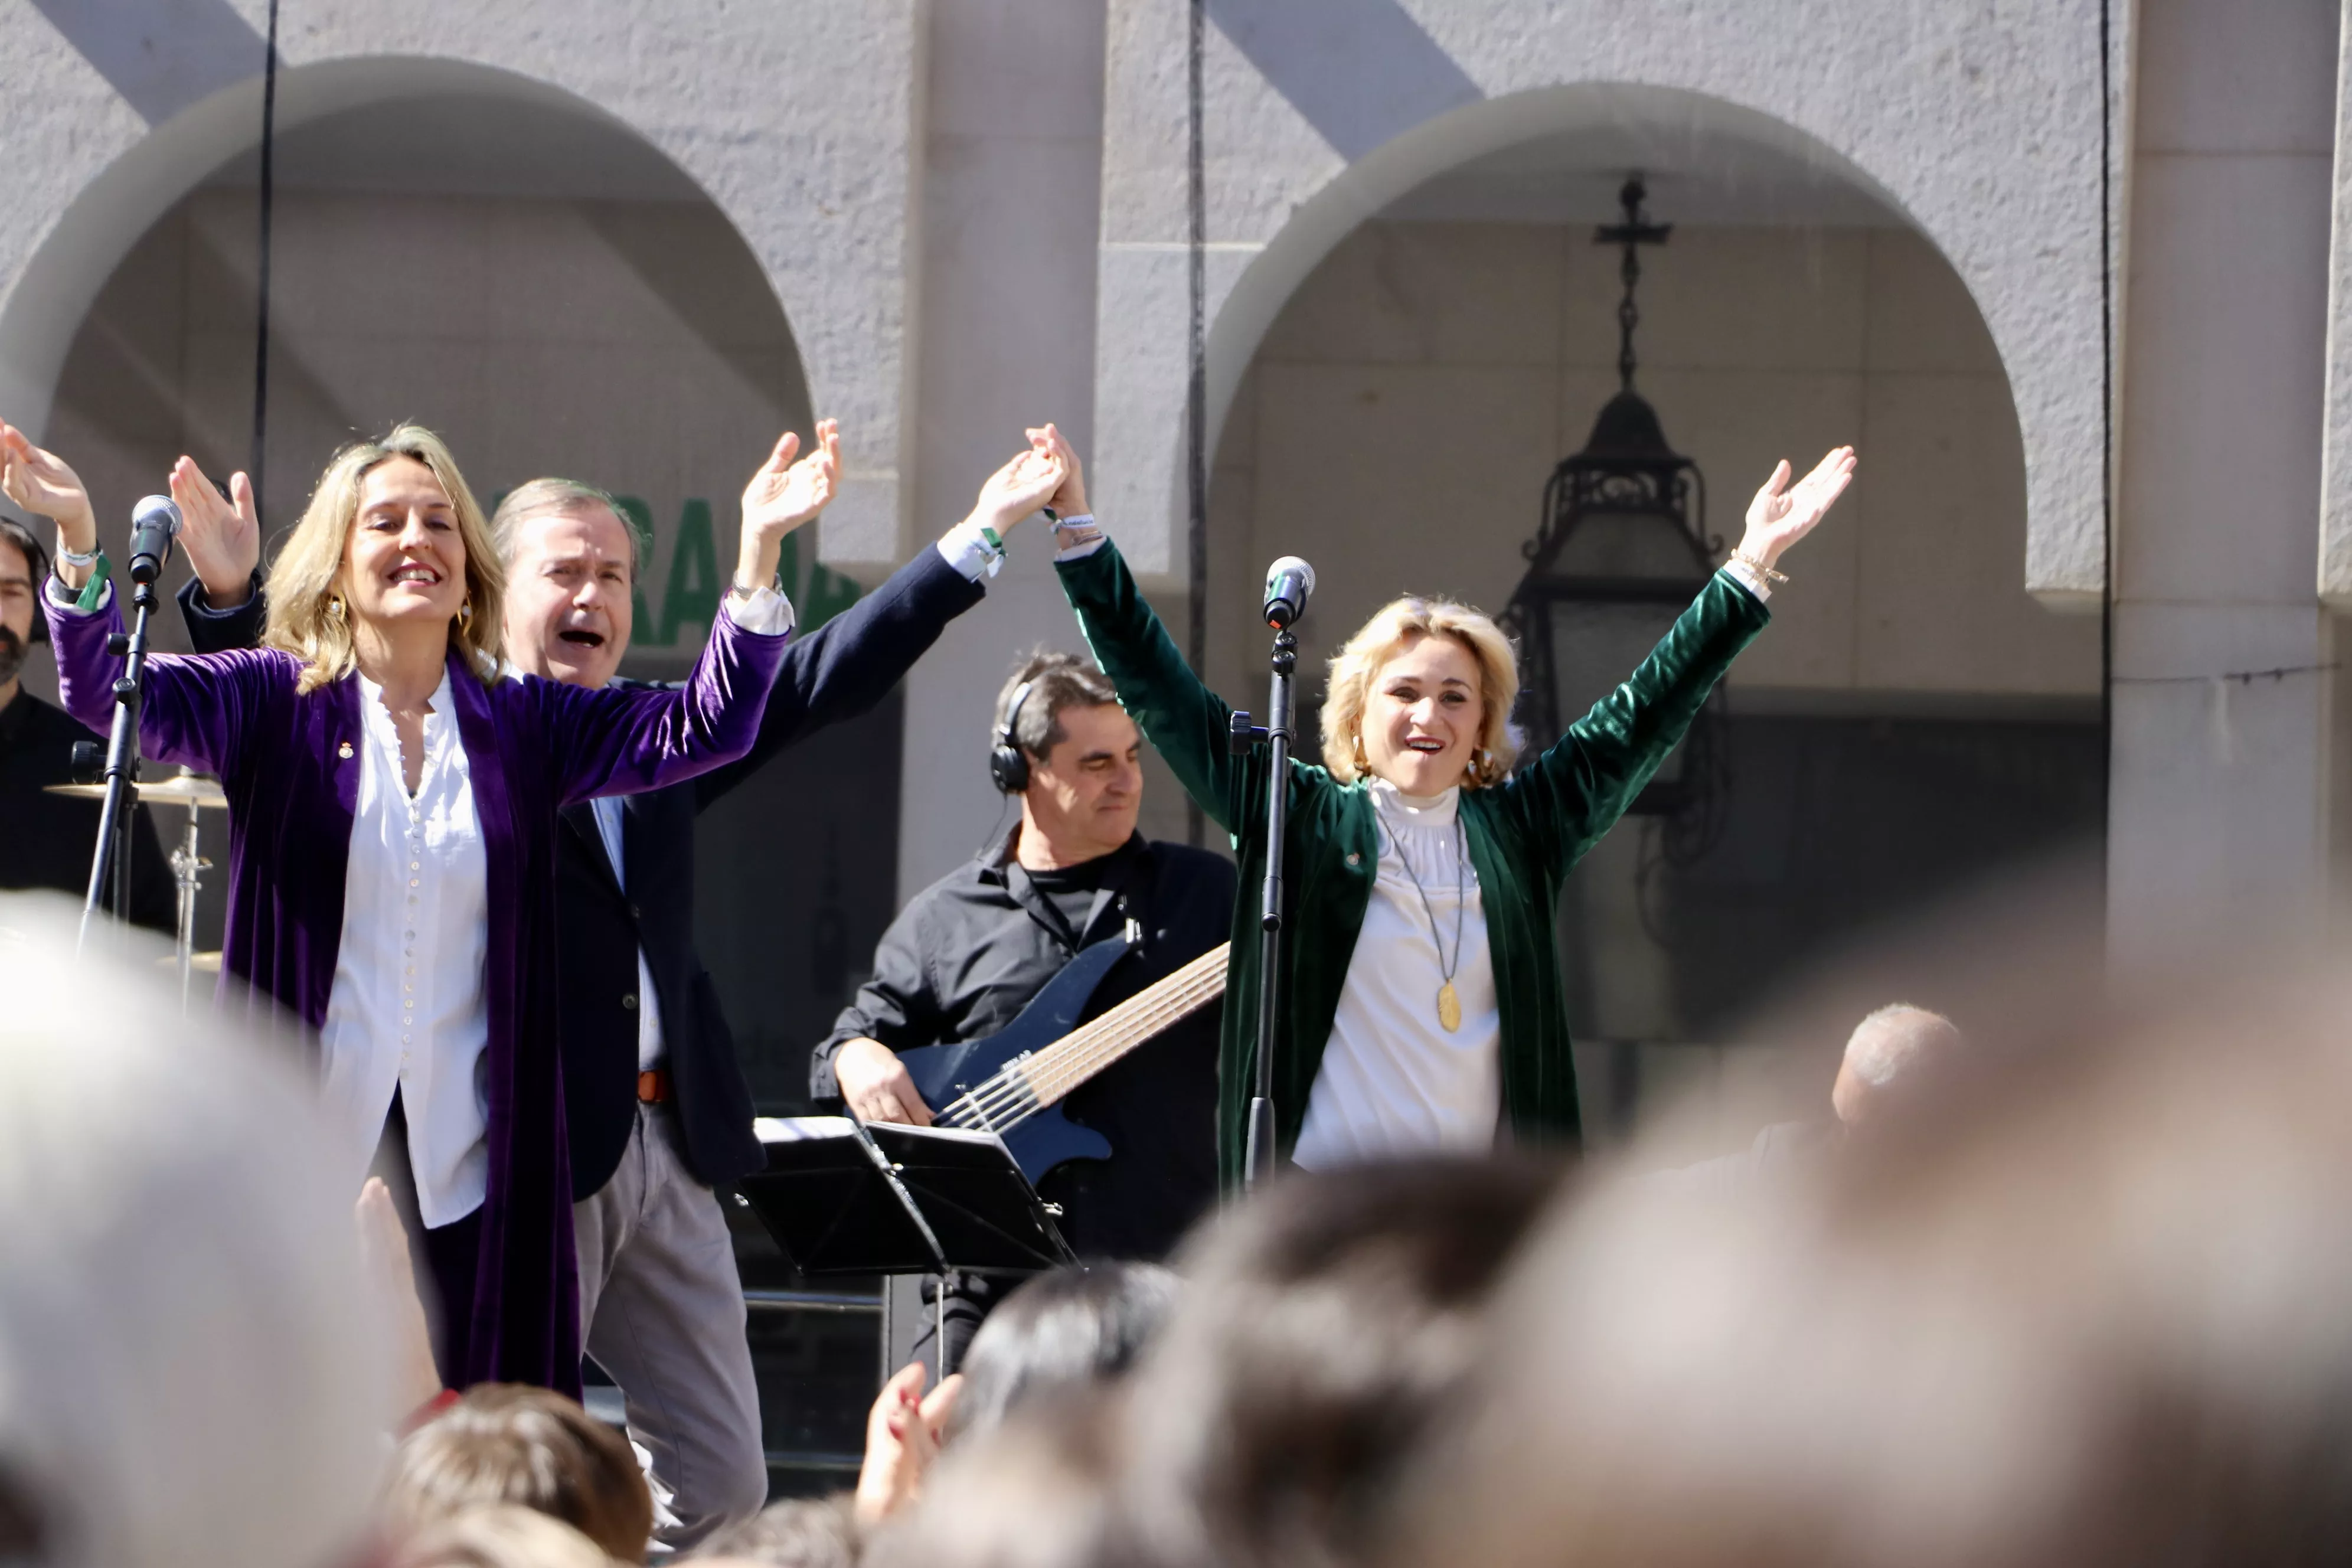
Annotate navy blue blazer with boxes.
[181,547,987,1195]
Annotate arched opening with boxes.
[1196,88,2104,1146]
[14,57,890,1111]
[9,55,890,1485]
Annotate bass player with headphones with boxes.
[812,468,1234,1374]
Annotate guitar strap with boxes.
[1008,839,1149,956]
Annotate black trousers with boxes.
[372,1096,486,1389]
[903,1272,1014,1381]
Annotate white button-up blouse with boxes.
[318,665,491,1227]
[313,590,795,1227]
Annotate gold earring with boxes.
[458,597,473,628]
[1352,731,1370,778]
[327,593,346,622]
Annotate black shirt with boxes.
[0,686,176,932]
[814,825,1236,1261]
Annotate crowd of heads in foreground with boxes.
[9,886,2352,1568]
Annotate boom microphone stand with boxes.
[1228,557,1315,1191]
[79,495,181,953]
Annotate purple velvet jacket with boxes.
[47,584,789,1396]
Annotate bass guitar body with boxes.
[895,935,1130,1185]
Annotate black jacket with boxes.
[0,685,176,932]
[179,549,986,1195]
[814,826,1236,1260]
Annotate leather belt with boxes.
[636,1067,672,1105]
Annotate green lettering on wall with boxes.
[612,496,656,632]
[658,498,721,645]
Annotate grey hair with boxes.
[993,651,1120,787]
[1843,1003,1963,1088]
[488,478,645,578]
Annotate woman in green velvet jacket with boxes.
[1030,426,1854,1190]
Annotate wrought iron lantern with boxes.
[1505,175,1724,831]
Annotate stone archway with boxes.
[1,2,924,564]
[1172,84,2105,1138]
[1093,1,2114,602]
[19,58,898,1126]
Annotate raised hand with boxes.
[966,438,1066,538]
[0,421,97,551]
[736,417,840,593]
[1738,446,1856,569]
[169,456,262,606]
[1028,422,1089,519]
[356,1177,446,1420]
[743,418,841,540]
[854,1360,964,1527]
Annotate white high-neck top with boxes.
[1293,778,1502,1170]
[318,666,492,1227]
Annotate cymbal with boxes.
[44,773,230,809]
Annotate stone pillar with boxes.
[894,0,1113,899]
[2111,0,2342,968]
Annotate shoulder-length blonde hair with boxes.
[262,425,506,694]
[1321,596,1521,788]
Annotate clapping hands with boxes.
[737,417,841,592]
[0,421,96,544]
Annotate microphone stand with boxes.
[1228,615,1299,1191]
[79,569,160,953]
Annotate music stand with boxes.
[738,1117,1075,1374]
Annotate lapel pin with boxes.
[338,741,354,759]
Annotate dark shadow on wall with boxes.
[695,691,906,1117]
[1559,707,2109,1061]
[1204,0,1482,161]
[28,0,269,125]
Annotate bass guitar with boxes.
[894,934,1231,1185]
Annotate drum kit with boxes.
[45,768,227,1006]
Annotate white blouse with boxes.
[318,665,492,1228]
[318,590,793,1224]
[1293,779,1502,1170]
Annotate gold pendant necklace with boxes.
[1380,807,1469,1034]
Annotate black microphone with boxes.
[127,494,182,586]
[1262,555,1315,629]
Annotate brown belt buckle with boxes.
[636,1068,671,1105]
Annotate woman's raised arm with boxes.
[1035,426,1249,835]
[1508,447,1854,871]
[8,421,264,775]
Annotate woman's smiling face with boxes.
[1360,631,1485,795]
[344,456,467,631]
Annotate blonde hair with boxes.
[262,425,505,694]
[1321,596,1521,788]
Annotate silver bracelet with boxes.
[56,541,99,569]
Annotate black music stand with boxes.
[737,1117,1074,1374]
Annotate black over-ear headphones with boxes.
[989,678,1039,794]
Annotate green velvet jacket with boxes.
[1057,541,1770,1190]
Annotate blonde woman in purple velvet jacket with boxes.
[5,417,818,1396]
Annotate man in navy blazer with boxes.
[172,424,1069,1547]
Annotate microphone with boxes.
[1262,556,1316,629]
[128,495,182,586]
